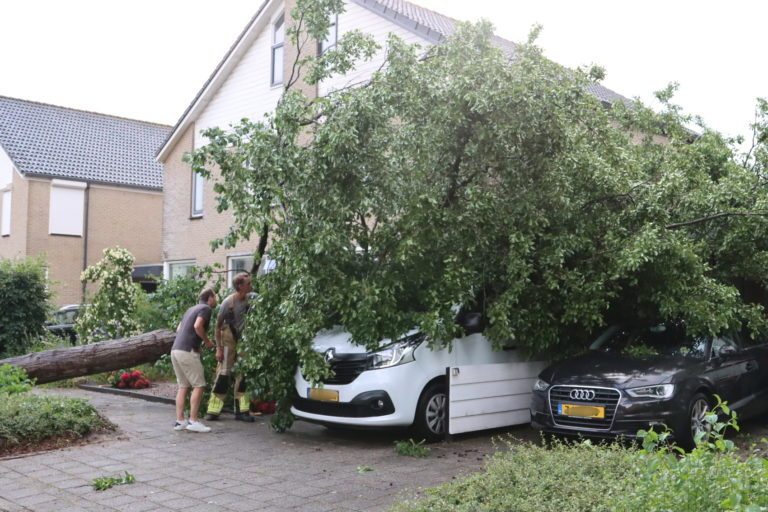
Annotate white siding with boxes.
[0,146,14,188]
[1,191,10,236]
[195,7,285,149]
[319,0,430,96]
[448,361,549,435]
[49,180,86,236]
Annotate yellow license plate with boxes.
[559,403,605,419]
[308,388,339,402]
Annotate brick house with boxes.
[157,0,628,286]
[0,96,171,306]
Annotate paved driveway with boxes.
[0,389,536,511]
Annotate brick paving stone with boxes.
[13,492,57,508]
[0,388,523,512]
[145,490,186,504]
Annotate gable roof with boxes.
[353,0,629,106]
[157,0,630,161]
[0,96,171,190]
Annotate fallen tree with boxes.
[0,329,175,384]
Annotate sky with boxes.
[0,1,765,142]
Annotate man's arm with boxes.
[194,316,214,349]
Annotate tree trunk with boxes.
[0,329,176,384]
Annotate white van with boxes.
[291,327,526,440]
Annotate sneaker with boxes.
[173,419,189,431]
[204,413,220,421]
[186,420,211,433]
[235,413,255,423]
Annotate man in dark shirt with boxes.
[171,287,217,433]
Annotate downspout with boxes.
[80,183,90,303]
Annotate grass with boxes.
[394,438,430,457]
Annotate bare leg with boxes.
[176,387,189,422]
[190,387,205,422]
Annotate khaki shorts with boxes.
[171,349,206,388]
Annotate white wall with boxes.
[195,5,285,149]
[1,190,10,236]
[0,146,14,188]
[49,180,86,236]
[319,0,430,96]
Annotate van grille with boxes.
[549,386,621,431]
[312,353,369,385]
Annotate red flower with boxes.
[117,381,126,389]
[131,370,142,379]
[120,373,131,381]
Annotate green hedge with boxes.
[0,258,50,357]
[0,394,108,447]
[394,438,768,512]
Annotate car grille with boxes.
[316,354,369,385]
[549,385,621,431]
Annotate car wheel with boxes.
[413,381,447,442]
[680,393,712,450]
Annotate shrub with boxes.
[77,247,143,343]
[0,364,34,394]
[0,258,50,356]
[395,408,768,512]
[0,394,108,447]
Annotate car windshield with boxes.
[591,324,709,360]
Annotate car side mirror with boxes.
[718,345,737,359]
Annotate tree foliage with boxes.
[0,258,49,357]
[188,0,768,429]
[77,247,142,343]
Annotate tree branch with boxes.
[665,211,768,230]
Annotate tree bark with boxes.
[0,329,176,384]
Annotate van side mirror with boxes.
[718,345,737,359]
[460,312,484,335]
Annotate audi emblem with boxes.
[569,388,596,401]
[324,348,335,363]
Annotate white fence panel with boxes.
[448,361,549,435]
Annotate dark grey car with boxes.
[531,323,768,449]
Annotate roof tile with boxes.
[0,96,171,190]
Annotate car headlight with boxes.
[368,333,425,370]
[625,384,674,399]
[533,378,550,392]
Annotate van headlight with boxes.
[625,384,674,399]
[368,333,425,370]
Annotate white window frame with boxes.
[319,14,338,54]
[49,180,86,236]
[164,260,196,280]
[227,254,255,288]
[271,14,285,86]
[1,189,11,236]
[191,170,204,218]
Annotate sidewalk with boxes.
[0,388,532,511]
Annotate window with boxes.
[271,15,285,86]
[319,14,338,54]
[49,180,86,236]
[166,260,196,280]
[1,190,10,236]
[258,256,277,276]
[227,255,255,288]
[191,170,204,217]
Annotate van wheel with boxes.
[413,381,447,442]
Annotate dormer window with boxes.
[319,14,338,54]
[271,15,285,86]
